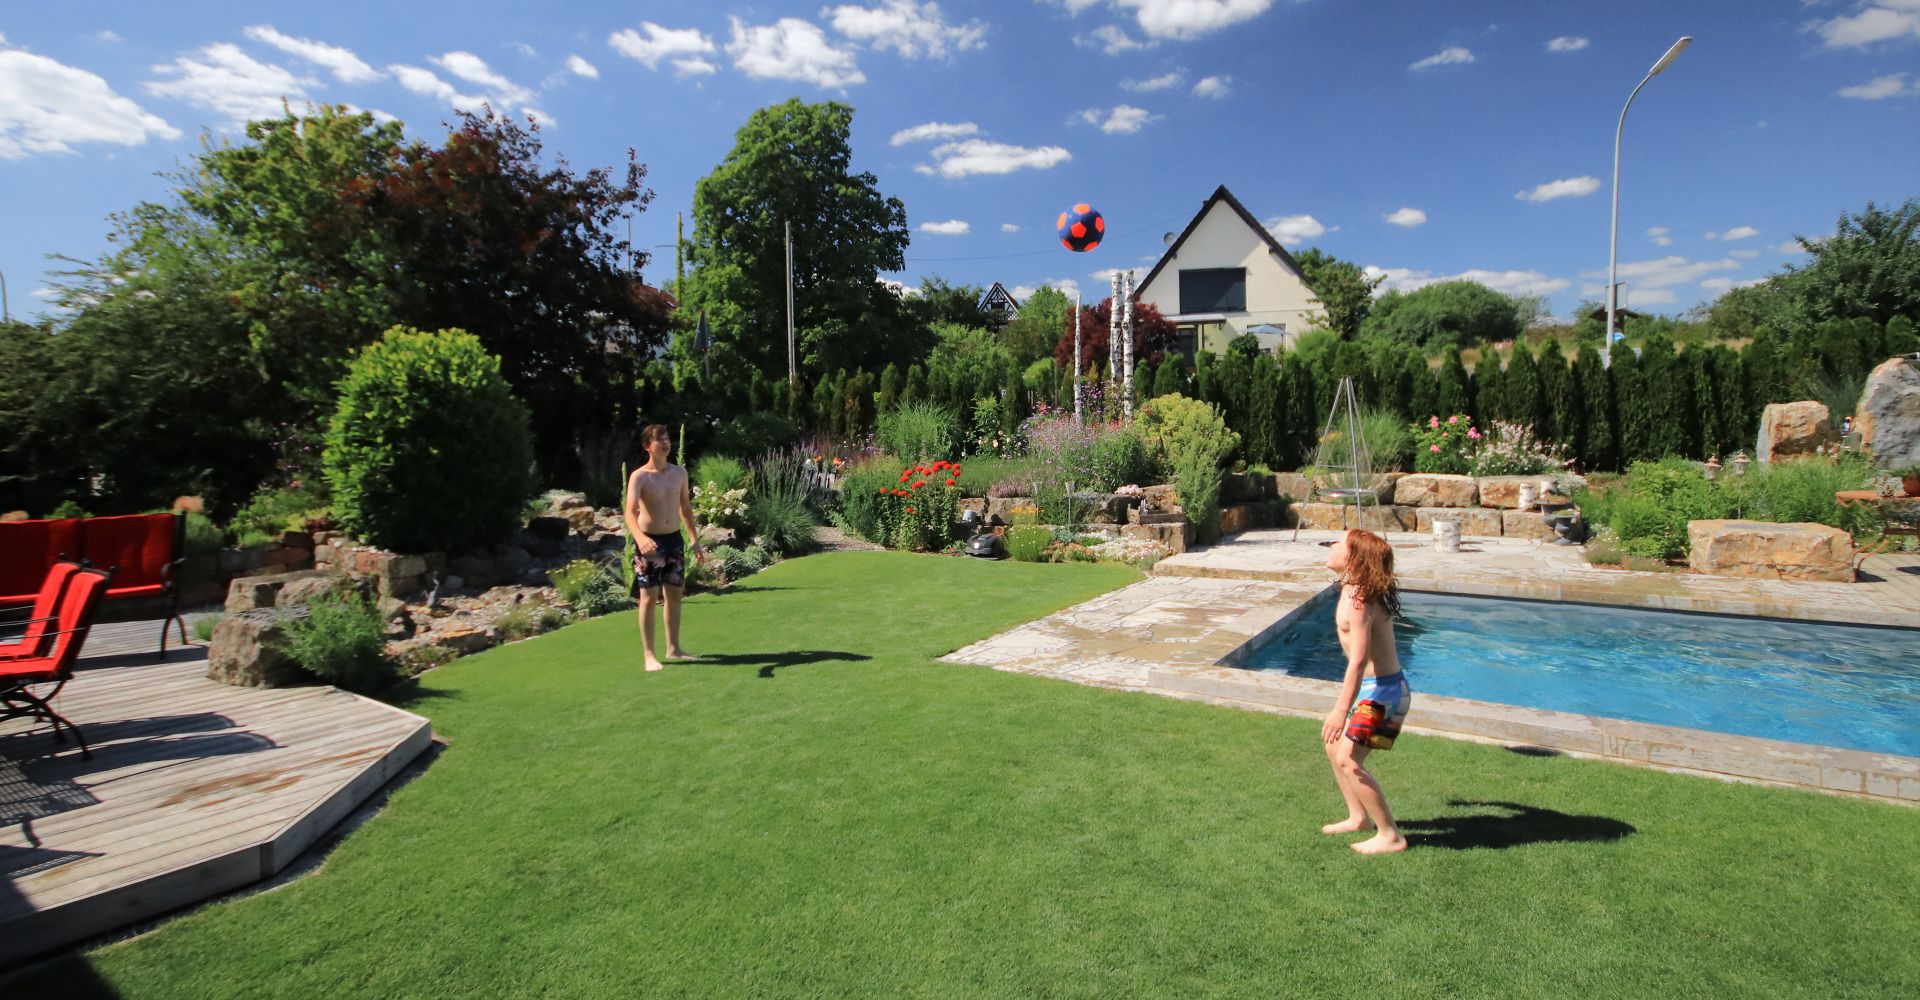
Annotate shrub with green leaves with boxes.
[1089,427,1153,492]
[323,327,533,554]
[1006,525,1053,562]
[692,455,747,493]
[230,480,330,541]
[745,451,822,556]
[280,590,393,693]
[877,402,959,461]
[1173,451,1226,543]
[1360,409,1414,471]
[1135,393,1239,480]
[551,558,634,616]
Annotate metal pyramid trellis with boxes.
[1296,375,1376,540]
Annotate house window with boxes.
[1179,268,1246,313]
[1172,327,1199,362]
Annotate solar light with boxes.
[1704,456,1721,481]
[1732,451,1750,476]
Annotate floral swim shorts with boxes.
[631,531,686,593]
[1345,672,1412,750]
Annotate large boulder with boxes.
[207,607,312,687]
[1856,356,1920,471]
[1501,511,1558,541]
[1312,472,1404,503]
[1121,521,1193,554]
[1687,520,1854,582]
[1271,472,1313,503]
[225,569,329,613]
[1757,401,1839,464]
[1415,507,1504,537]
[1477,475,1556,510]
[1394,474,1479,508]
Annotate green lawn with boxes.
[9,552,1917,998]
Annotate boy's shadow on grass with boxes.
[1401,799,1636,850]
[688,650,871,678]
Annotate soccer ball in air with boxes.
[1056,204,1103,252]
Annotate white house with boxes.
[1134,185,1327,359]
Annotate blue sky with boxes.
[2,1,1916,324]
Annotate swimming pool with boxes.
[1243,591,1920,757]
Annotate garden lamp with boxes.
[1703,456,1720,481]
[1732,451,1750,476]
[1606,35,1693,368]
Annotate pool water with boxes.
[1245,591,1920,757]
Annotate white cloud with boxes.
[918,138,1071,177]
[1081,24,1155,55]
[726,17,865,89]
[1080,104,1155,133]
[609,23,718,70]
[567,55,600,79]
[1516,175,1601,202]
[1546,36,1589,52]
[1265,213,1331,245]
[1775,239,1807,255]
[919,219,970,235]
[1190,74,1230,98]
[1729,249,1761,259]
[1364,266,1570,298]
[430,51,535,109]
[1700,277,1766,294]
[1410,46,1475,71]
[1384,207,1427,227]
[890,120,978,145]
[1123,70,1182,91]
[243,25,381,83]
[825,1,986,59]
[1837,71,1917,98]
[1705,225,1759,241]
[1013,277,1080,300]
[674,58,718,76]
[0,48,179,157]
[1090,267,1126,285]
[1120,0,1275,41]
[1647,226,1673,247]
[515,43,537,58]
[1578,255,1739,296]
[146,43,311,127]
[97,30,123,44]
[1001,222,1021,233]
[389,64,490,112]
[1625,288,1678,307]
[1816,3,1920,48]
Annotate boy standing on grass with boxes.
[623,424,706,672]
[1319,529,1411,855]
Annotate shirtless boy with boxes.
[1319,529,1412,855]
[623,424,705,672]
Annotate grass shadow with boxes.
[377,681,461,713]
[678,650,873,678]
[1400,799,1636,850]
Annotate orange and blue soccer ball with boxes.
[1056,204,1103,252]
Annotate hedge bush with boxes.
[324,327,533,554]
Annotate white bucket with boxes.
[1433,519,1461,552]
[1516,484,1539,511]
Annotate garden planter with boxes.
[1904,474,1920,498]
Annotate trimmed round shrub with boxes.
[324,327,533,553]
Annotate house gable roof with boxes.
[979,281,1021,317]
[1136,184,1318,302]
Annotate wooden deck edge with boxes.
[262,715,433,875]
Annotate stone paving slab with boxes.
[942,530,1920,805]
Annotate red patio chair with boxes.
[0,518,82,608]
[0,561,83,661]
[0,566,113,759]
[77,512,188,658]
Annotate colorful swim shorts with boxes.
[1345,672,1412,750]
[631,531,687,593]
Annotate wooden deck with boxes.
[1,618,431,965]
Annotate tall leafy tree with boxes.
[1501,345,1541,430]
[1783,198,1920,326]
[1291,247,1382,338]
[1359,280,1528,349]
[683,99,912,378]
[1572,345,1615,471]
[1538,344,1576,449]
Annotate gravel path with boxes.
[812,524,884,552]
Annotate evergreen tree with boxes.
[1572,345,1614,471]
[1887,315,1920,356]
[1538,344,1575,448]
[1246,355,1281,467]
[1195,351,1219,408]
[1502,345,1542,431]
[1740,336,1779,434]
[1611,347,1650,464]
[1471,355,1503,426]
[1133,359,1154,411]
[1002,361,1026,436]
[1153,356,1186,397]
[1402,351,1435,423]
[876,362,901,414]
[1637,334,1691,459]
[1433,346,1471,417]
[902,363,926,408]
[1280,353,1319,469]
[1706,344,1746,459]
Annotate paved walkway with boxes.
[942,530,1920,805]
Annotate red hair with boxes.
[1343,529,1401,617]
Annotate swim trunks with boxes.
[1345,672,1412,750]
[631,531,686,593]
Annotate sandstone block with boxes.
[275,572,354,608]
[1395,474,1479,508]
[278,530,313,549]
[1292,503,1346,530]
[1477,475,1558,509]
[1,511,28,523]
[1313,472,1405,503]
[1757,401,1839,464]
[381,573,427,598]
[1122,521,1194,554]
[1501,511,1557,540]
[550,492,590,512]
[1856,356,1920,471]
[1416,507,1504,537]
[1687,520,1854,582]
[1084,494,1129,525]
[383,554,427,580]
[986,496,1034,525]
[564,506,599,534]
[432,625,500,657]
[1132,507,1186,525]
[1271,472,1313,503]
[207,608,310,687]
[1353,505,1416,533]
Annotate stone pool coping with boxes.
[939,555,1920,806]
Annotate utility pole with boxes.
[1073,288,1083,425]
[0,268,9,324]
[785,220,797,386]
[1122,270,1136,419]
[675,211,685,300]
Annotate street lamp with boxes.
[1605,35,1692,368]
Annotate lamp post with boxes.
[1605,35,1692,369]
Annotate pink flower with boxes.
[1430,444,1442,453]
[1448,415,1459,425]
[1468,428,1482,440]
[1429,416,1440,429]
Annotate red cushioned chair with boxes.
[0,518,82,609]
[77,512,188,658]
[0,561,84,661]
[0,566,112,759]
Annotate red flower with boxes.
[905,506,915,514]
[877,487,887,495]
[945,478,957,486]
[899,473,911,484]
[913,480,927,488]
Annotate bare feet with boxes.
[1350,833,1408,855]
[644,657,665,673]
[1320,817,1374,835]
[666,648,697,661]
